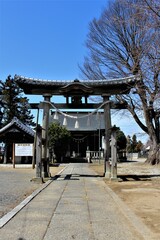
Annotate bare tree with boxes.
[80,0,160,164]
[143,0,160,18]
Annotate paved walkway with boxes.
[0,163,153,240]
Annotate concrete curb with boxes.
[0,166,67,228]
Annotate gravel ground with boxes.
[0,167,40,218]
[0,165,64,218]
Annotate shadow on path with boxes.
[51,173,102,181]
[118,174,160,181]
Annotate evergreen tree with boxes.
[116,129,127,151]
[1,75,35,127]
[126,136,132,153]
[126,134,144,153]
[0,80,4,127]
[48,122,71,162]
[110,125,127,151]
[132,134,138,152]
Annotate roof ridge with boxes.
[0,117,34,136]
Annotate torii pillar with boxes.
[103,94,111,178]
[42,94,52,178]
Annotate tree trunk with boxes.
[146,142,160,165]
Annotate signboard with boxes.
[15,143,33,156]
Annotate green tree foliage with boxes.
[0,75,35,127]
[111,126,127,161]
[132,135,138,152]
[126,135,143,153]
[113,126,127,150]
[80,0,160,164]
[0,80,4,127]
[116,129,127,151]
[126,136,132,153]
[48,122,71,161]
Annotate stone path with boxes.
[0,163,152,240]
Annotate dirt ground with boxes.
[90,159,160,237]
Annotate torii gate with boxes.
[15,75,138,179]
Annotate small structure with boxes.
[0,117,34,164]
[50,112,105,161]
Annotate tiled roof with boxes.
[0,117,35,137]
[15,75,139,86]
[15,74,139,95]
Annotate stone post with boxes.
[102,94,111,178]
[36,125,42,178]
[32,108,39,169]
[111,127,117,179]
[3,143,7,164]
[42,94,52,178]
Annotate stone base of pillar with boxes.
[42,159,50,178]
[110,177,122,182]
[3,158,7,164]
[104,161,111,178]
[104,172,111,178]
[31,177,44,183]
[111,165,117,179]
[42,171,50,178]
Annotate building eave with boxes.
[0,117,35,137]
[14,75,139,95]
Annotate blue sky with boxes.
[0,0,148,142]
[0,0,107,81]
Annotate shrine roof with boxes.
[14,75,139,95]
[0,117,34,137]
